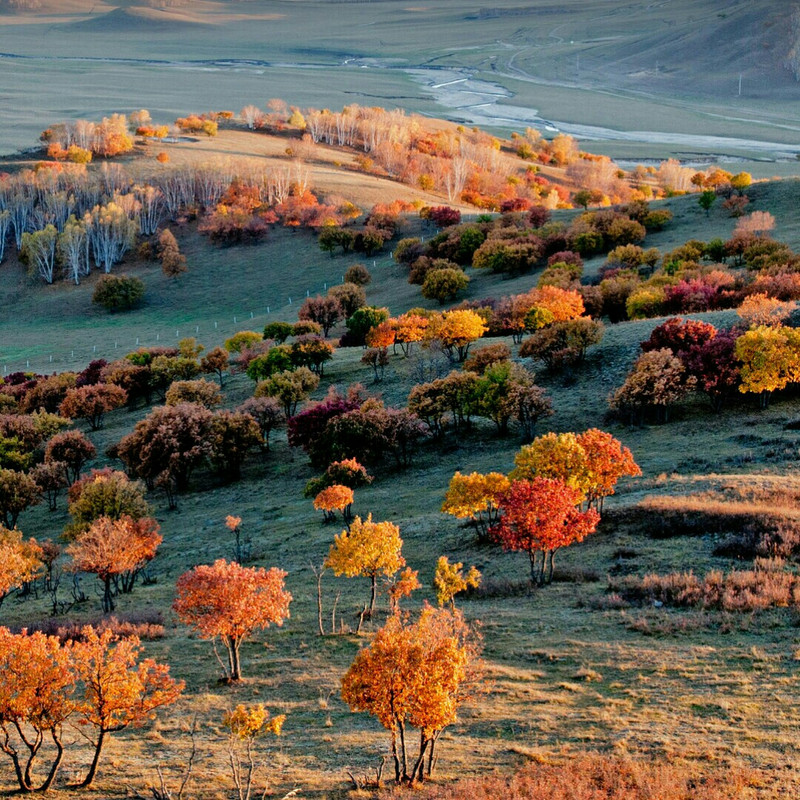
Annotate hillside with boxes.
[3,100,800,798]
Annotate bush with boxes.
[415,755,750,800]
[344,263,371,286]
[421,267,470,304]
[92,275,145,312]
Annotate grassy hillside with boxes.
[3,145,800,797]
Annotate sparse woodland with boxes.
[2,103,800,798]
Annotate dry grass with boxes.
[407,755,758,800]
[611,558,800,612]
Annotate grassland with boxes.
[3,138,800,796]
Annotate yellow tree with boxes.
[325,514,404,615]
[441,471,509,542]
[427,310,487,362]
[223,704,286,800]
[433,556,481,608]
[736,325,800,408]
[0,526,42,607]
[510,432,592,501]
[341,605,480,784]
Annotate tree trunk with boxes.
[369,574,377,616]
[228,639,242,681]
[529,550,537,584]
[102,575,114,613]
[40,729,64,792]
[397,720,408,783]
[80,728,106,787]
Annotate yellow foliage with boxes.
[434,556,481,607]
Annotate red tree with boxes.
[491,478,599,585]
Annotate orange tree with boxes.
[0,526,42,607]
[341,604,481,784]
[72,626,183,787]
[59,384,127,431]
[491,477,599,585]
[313,484,354,523]
[173,559,292,682]
[576,428,641,512]
[441,471,509,543]
[66,515,162,613]
[325,514,405,615]
[0,627,76,792]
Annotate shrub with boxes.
[344,263,371,286]
[421,267,470,304]
[92,275,145,312]
[165,379,223,409]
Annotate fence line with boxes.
[1,255,397,376]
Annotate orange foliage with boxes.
[173,559,291,681]
[71,626,183,787]
[313,484,354,522]
[0,627,76,792]
[366,320,396,349]
[341,604,481,784]
[66,515,162,613]
[0,526,42,603]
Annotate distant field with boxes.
[2,0,800,173]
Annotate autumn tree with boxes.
[325,514,404,615]
[421,268,470,304]
[433,556,480,607]
[72,626,183,787]
[165,378,223,409]
[575,428,641,512]
[254,367,320,417]
[237,396,284,451]
[313,484,354,523]
[66,468,150,539]
[428,309,487,362]
[59,383,127,430]
[736,324,800,408]
[491,478,599,585]
[394,313,429,357]
[0,456,40,522]
[510,432,590,498]
[610,348,696,423]
[173,560,292,682]
[0,526,43,607]
[159,229,188,277]
[67,515,162,612]
[738,293,796,328]
[209,410,261,481]
[0,627,76,792]
[31,461,68,512]
[44,431,97,485]
[298,295,342,337]
[117,403,214,506]
[223,703,286,800]
[441,471,510,543]
[341,605,480,784]
[201,346,230,387]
